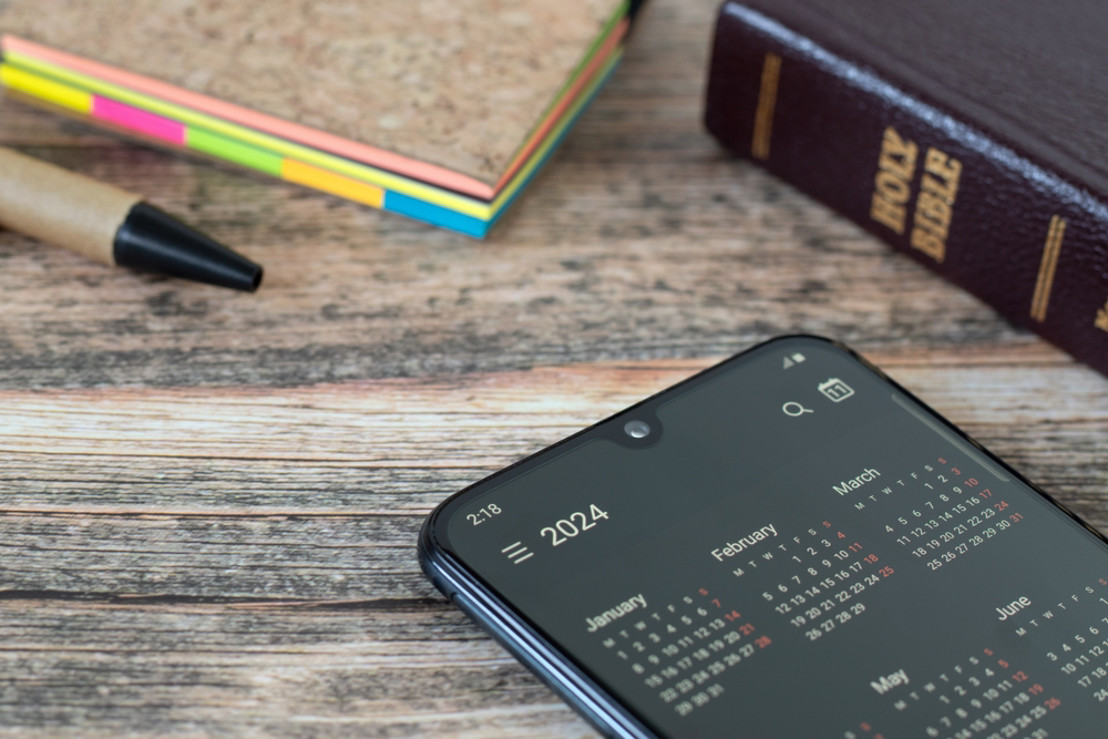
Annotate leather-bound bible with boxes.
[704,0,1108,377]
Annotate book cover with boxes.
[0,0,642,236]
[704,0,1108,376]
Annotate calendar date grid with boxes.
[750,519,895,643]
[1018,577,1108,701]
[847,649,1061,739]
[601,586,770,718]
[858,457,1027,572]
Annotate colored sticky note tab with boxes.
[282,159,385,208]
[188,127,284,176]
[0,63,92,113]
[93,96,186,145]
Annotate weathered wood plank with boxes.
[0,600,594,737]
[1,350,1103,508]
[1,356,1104,602]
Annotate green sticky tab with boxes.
[187,127,284,176]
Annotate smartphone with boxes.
[419,335,1108,737]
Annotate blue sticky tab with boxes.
[384,192,490,238]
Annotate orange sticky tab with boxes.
[281,159,385,208]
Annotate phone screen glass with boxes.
[426,337,1108,736]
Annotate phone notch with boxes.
[604,407,664,449]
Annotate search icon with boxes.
[782,401,814,417]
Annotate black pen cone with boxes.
[113,202,263,292]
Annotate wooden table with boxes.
[1,1,1104,735]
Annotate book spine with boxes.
[704,2,1108,377]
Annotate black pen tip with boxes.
[113,202,263,292]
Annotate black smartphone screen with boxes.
[421,336,1108,737]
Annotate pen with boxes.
[0,145,262,291]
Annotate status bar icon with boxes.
[783,352,807,369]
[818,377,855,403]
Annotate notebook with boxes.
[0,0,640,236]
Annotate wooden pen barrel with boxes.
[0,146,140,265]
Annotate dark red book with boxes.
[704,0,1108,377]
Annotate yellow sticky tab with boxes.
[0,64,93,113]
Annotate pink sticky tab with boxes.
[92,96,186,145]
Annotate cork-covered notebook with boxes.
[0,0,640,236]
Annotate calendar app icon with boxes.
[818,377,855,403]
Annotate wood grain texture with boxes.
[0,0,1105,735]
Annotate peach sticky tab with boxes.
[92,95,186,145]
